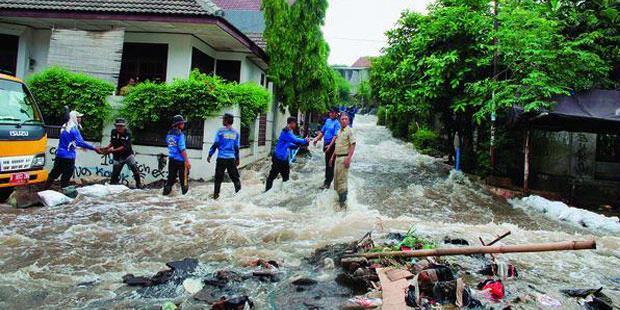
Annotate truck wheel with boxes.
[0,188,13,203]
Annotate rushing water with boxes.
[1,115,619,309]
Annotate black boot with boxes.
[163,186,172,196]
[338,192,348,210]
[134,174,142,189]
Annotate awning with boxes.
[508,90,620,134]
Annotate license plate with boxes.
[9,172,30,185]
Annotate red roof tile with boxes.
[351,56,372,68]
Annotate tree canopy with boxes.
[262,0,337,113]
[371,0,618,172]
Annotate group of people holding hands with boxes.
[46,107,356,207]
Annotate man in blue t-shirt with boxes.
[208,113,241,200]
[312,107,341,189]
[163,115,191,196]
[265,117,309,192]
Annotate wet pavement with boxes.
[1,115,619,309]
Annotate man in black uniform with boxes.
[104,118,142,188]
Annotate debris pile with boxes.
[315,227,602,309]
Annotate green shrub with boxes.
[122,69,269,128]
[377,106,386,125]
[27,66,114,139]
[412,128,441,156]
[229,82,271,127]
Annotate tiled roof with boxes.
[351,56,372,68]
[212,0,261,10]
[0,0,222,15]
[246,32,266,49]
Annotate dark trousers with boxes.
[110,155,141,188]
[324,144,335,187]
[163,159,188,195]
[214,158,241,195]
[46,156,75,188]
[265,157,290,192]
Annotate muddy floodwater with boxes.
[1,115,619,309]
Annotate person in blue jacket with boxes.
[45,111,102,189]
[163,115,191,196]
[265,117,309,192]
[207,113,241,200]
[313,107,341,189]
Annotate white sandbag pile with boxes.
[510,195,620,234]
[37,190,73,207]
[76,184,130,198]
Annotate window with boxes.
[0,34,18,76]
[216,60,241,83]
[596,134,620,163]
[131,119,204,150]
[118,43,168,91]
[191,48,215,75]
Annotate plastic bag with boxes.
[37,190,73,207]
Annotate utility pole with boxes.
[490,0,499,172]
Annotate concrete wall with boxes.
[531,130,620,206]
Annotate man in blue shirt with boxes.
[312,107,341,189]
[45,111,102,189]
[163,115,191,196]
[208,113,241,200]
[265,117,309,192]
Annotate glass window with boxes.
[216,60,241,83]
[0,79,42,124]
[118,43,168,92]
[191,48,215,75]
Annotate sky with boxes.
[323,0,431,66]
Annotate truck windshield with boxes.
[0,79,42,124]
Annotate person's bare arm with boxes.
[313,131,324,145]
[181,150,191,169]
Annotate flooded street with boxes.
[1,115,619,309]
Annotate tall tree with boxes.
[262,0,337,114]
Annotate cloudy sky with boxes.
[323,0,431,66]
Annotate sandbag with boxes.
[37,190,73,207]
[77,184,129,198]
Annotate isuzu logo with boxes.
[9,130,29,137]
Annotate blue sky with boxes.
[323,0,430,65]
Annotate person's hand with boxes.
[185,161,191,170]
[329,158,334,167]
[235,159,240,167]
[95,147,102,154]
[344,157,351,169]
[207,155,211,163]
[313,138,318,146]
[305,137,311,144]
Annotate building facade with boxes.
[0,0,288,185]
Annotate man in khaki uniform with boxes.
[329,113,357,209]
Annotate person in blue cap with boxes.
[208,113,241,200]
[163,115,191,196]
[265,117,309,192]
[313,107,341,189]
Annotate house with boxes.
[0,0,286,185]
[332,56,371,94]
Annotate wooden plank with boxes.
[376,268,409,310]
[386,269,413,282]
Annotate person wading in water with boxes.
[45,111,102,189]
[208,113,241,200]
[313,107,341,190]
[163,115,191,196]
[328,112,356,209]
[103,118,142,188]
[265,117,309,192]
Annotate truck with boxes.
[0,74,48,202]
